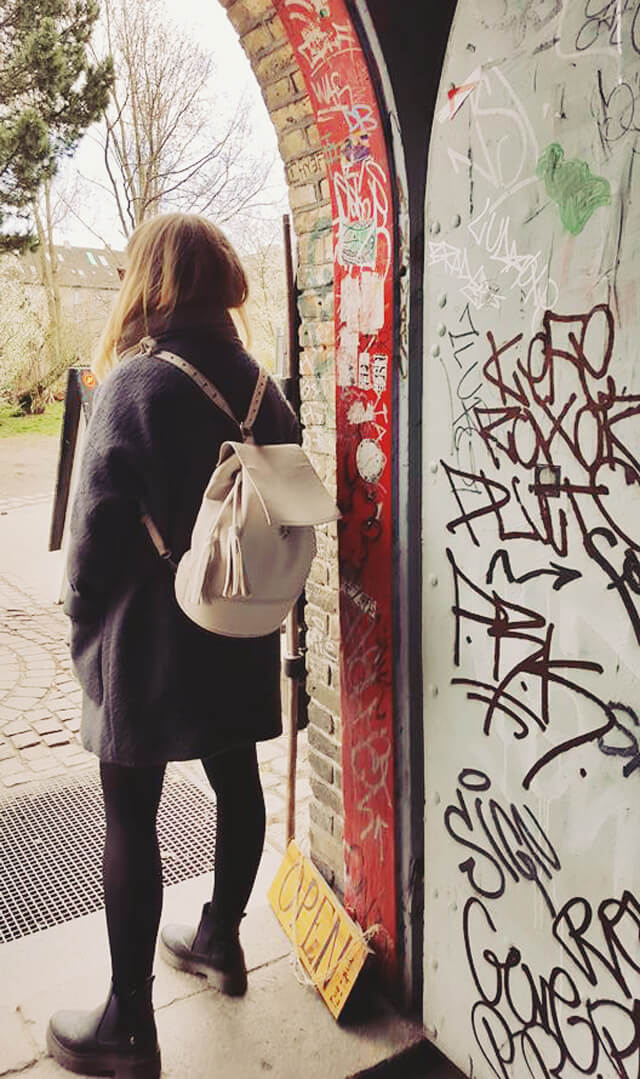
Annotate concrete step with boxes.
[0,845,429,1079]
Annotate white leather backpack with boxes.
[141,346,340,638]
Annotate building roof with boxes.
[15,244,125,291]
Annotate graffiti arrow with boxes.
[486,549,582,592]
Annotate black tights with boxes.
[100,745,266,992]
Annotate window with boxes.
[85,251,97,266]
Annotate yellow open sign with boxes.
[268,841,369,1019]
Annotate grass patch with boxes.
[0,400,64,438]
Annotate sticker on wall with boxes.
[360,270,384,332]
[339,217,377,268]
[348,399,375,424]
[337,327,358,386]
[372,354,388,393]
[358,351,371,390]
[355,438,386,484]
[340,273,360,330]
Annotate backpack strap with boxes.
[137,343,270,568]
[241,367,269,439]
[153,348,269,442]
[154,350,239,428]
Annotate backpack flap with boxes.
[174,440,339,638]
[220,441,341,527]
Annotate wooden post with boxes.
[282,213,302,846]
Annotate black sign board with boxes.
[48,366,97,552]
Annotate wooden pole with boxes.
[283,213,301,847]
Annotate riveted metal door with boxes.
[422,3,640,1075]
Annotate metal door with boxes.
[422,3,640,1075]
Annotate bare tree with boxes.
[89,0,275,238]
[33,178,63,372]
[234,216,288,371]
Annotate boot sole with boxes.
[46,1024,161,1079]
[159,937,247,996]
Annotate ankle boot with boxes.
[160,901,247,996]
[46,977,161,1079]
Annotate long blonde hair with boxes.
[93,213,249,381]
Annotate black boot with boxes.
[46,977,161,1079]
[160,901,247,996]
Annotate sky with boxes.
[55,0,288,254]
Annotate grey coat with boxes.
[65,321,298,765]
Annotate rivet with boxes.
[433,791,441,805]
[430,684,439,698]
[431,344,440,358]
[433,959,439,970]
[429,574,438,587]
[450,901,458,913]
[430,220,441,235]
[433,888,439,899]
[451,214,462,228]
[429,460,438,474]
[437,323,447,337]
[438,293,447,308]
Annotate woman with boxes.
[46,214,298,1079]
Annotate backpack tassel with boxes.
[222,525,250,598]
[221,472,250,599]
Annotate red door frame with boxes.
[275,0,398,978]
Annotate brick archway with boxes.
[218,0,399,976]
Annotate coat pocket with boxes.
[69,616,104,705]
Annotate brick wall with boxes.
[220,0,345,893]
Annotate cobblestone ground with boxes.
[0,575,87,789]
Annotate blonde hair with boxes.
[93,213,250,381]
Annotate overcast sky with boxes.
[56,0,287,252]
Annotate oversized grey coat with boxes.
[65,320,298,765]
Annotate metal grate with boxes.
[0,766,216,943]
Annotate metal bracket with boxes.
[283,654,306,681]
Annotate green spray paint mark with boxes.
[536,143,611,235]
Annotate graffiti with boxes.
[598,700,640,777]
[536,143,611,235]
[472,0,562,47]
[428,241,504,311]
[593,68,640,153]
[341,578,376,618]
[573,0,640,54]
[286,149,326,185]
[443,306,640,587]
[447,546,621,788]
[444,769,562,915]
[426,0,639,1070]
[438,304,489,481]
[465,893,640,1078]
[445,771,640,1077]
[468,198,559,316]
[334,158,391,275]
[486,548,581,591]
[284,1,357,73]
[583,527,640,647]
[342,598,392,861]
[446,68,539,193]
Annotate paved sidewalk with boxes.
[0,576,87,789]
